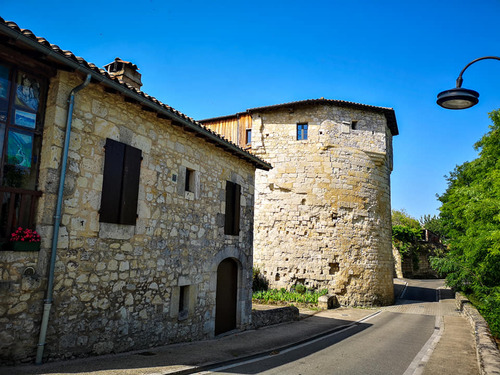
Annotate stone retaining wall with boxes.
[456,293,500,375]
[251,306,299,329]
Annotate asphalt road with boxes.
[204,281,441,375]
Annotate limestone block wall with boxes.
[0,71,256,364]
[251,104,394,306]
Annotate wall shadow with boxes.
[1,315,372,375]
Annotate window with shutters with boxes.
[99,138,142,225]
[224,181,241,236]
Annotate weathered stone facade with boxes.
[0,20,270,365]
[203,100,398,306]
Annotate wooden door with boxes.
[215,258,238,335]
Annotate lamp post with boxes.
[437,56,500,110]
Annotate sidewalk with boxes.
[2,307,375,375]
[2,280,484,375]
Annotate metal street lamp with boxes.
[437,56,500,110]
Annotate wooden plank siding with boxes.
[202,114,252,150]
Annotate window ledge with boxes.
[178,310,188,321]
[99,223,135,240]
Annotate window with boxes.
[245,129,252,145]
[178,165,199,199]
[185,168,194,192]
[99,138,142,225]
[178,285,188,320]
[0,62,46,239]
[297,123,308,140]
[224,181,241,236]
[351,120,358,130]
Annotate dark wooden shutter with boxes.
[119,144,142,225]
[224,181,241,235]
[233,183,241,234]
[100,139,125,223]
[185,168,191,192]
[100,138,141,225]
[225,181,235,235]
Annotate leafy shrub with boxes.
[294,283,306,294]
[467,289,500,339]
[253,288,328,305]
[252,267,269,292]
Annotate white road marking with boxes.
[402,315,444,375]
[195,310,382,374]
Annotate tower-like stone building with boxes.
[201,98,399,306]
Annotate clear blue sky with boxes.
[2,1,500,221]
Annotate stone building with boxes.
[201,98,399,306]
[0,19,270,364]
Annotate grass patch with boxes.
[252,288,328,305]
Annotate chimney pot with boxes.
[104,57,142,90]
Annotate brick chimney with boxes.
[104,57,142,90]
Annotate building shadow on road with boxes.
[2,315,372,375]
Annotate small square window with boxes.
[297,123,308,140]
[351,120,358,130]
[245,129,252,145]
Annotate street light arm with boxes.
[456,56,500,87]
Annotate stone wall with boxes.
[0,71,256,364]
[400,243,441,279]
[251,104,394,306]
[456,293,500,375]
[251,306,299,329]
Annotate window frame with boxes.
[185,167,195,193]
[99,138,142,225]
[224,180,241,236]
[245,128,252,145]
[297,123,308,140]
[0,61,47,190]
[0,59,48,240]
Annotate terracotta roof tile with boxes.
[0,17,272,170]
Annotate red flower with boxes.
[10,227,41,243]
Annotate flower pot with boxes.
[10,241,40,252]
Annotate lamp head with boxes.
[436,87,479,110]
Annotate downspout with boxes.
[36,74,91,365]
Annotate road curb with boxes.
[455,292,500,375]
[170,310,382,375]
[398,280,409,299]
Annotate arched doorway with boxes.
[215,258,238,335]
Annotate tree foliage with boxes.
[431,109,500,338]
[392,209,421,229]
[391,210,422,270]
[420,214,445,238]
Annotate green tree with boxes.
[431,109,500,338]
[392,209,422,270]
[420,214,445,239]
[392,209,421,229]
